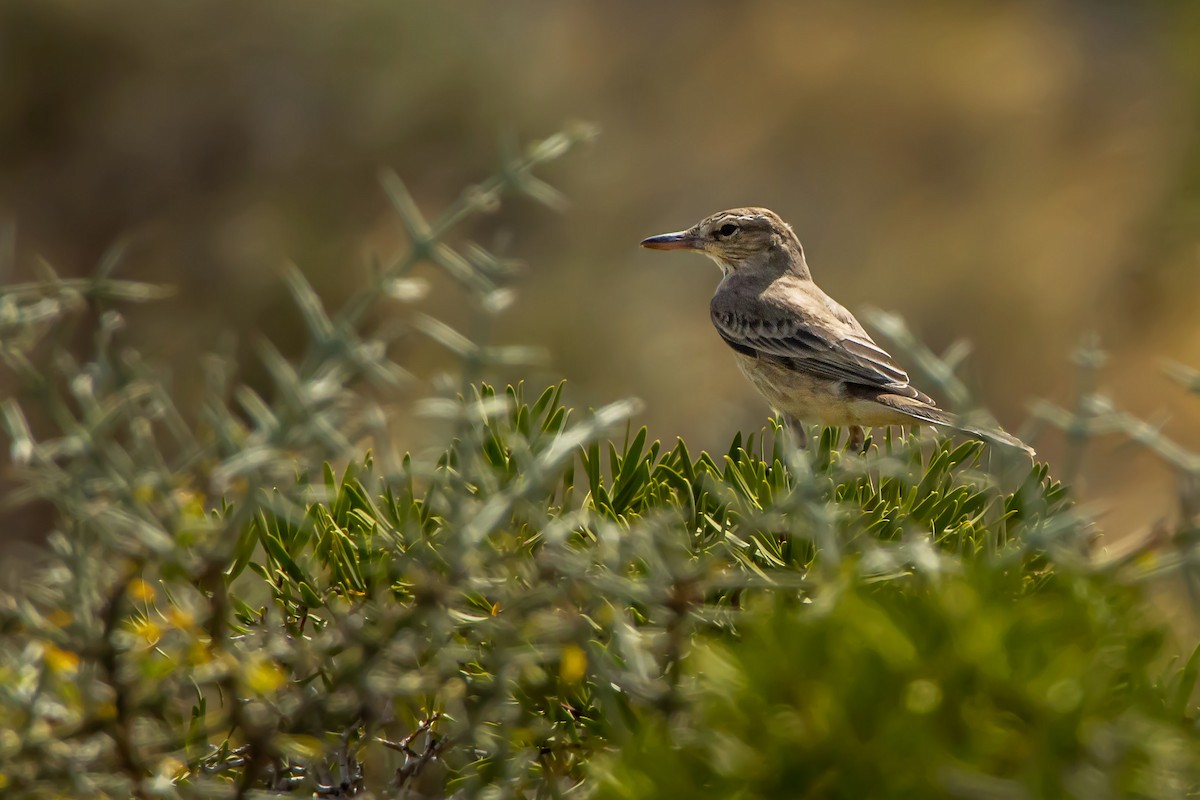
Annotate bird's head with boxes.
[640,207,808,278]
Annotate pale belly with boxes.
[734,355,915,427]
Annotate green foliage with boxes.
[0,127,1197,799]
[185,383,1071,796]
[596,573,1200,800]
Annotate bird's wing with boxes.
[710,285,924,398]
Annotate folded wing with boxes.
[710,290,932,404]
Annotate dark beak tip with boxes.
[640,231,695,251]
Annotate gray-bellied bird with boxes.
[640,207,1034,456]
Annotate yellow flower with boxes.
[559,644,587,685]
[128,578,156,602]
[128,615,162,647]
[245,656,286,695]
[165,607,195,631]
[43,643,80,676]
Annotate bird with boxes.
[640,207,1034,456]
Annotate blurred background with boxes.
[3,0,1199,539]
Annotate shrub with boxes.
[595,572,1200,800]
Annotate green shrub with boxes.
[596,572,1200,800]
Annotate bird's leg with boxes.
[847,425,865,453]
[782,414,807,449]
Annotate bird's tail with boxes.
[876,394,1035,457]
[953,420,1036,458]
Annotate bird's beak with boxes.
[640,230,700,251]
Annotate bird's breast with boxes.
[732,354,913,427]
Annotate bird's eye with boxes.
[718,223,738,237]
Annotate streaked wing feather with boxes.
[839,337,910,384]
[712,309,920,397]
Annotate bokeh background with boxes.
[3,0,1199,539]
